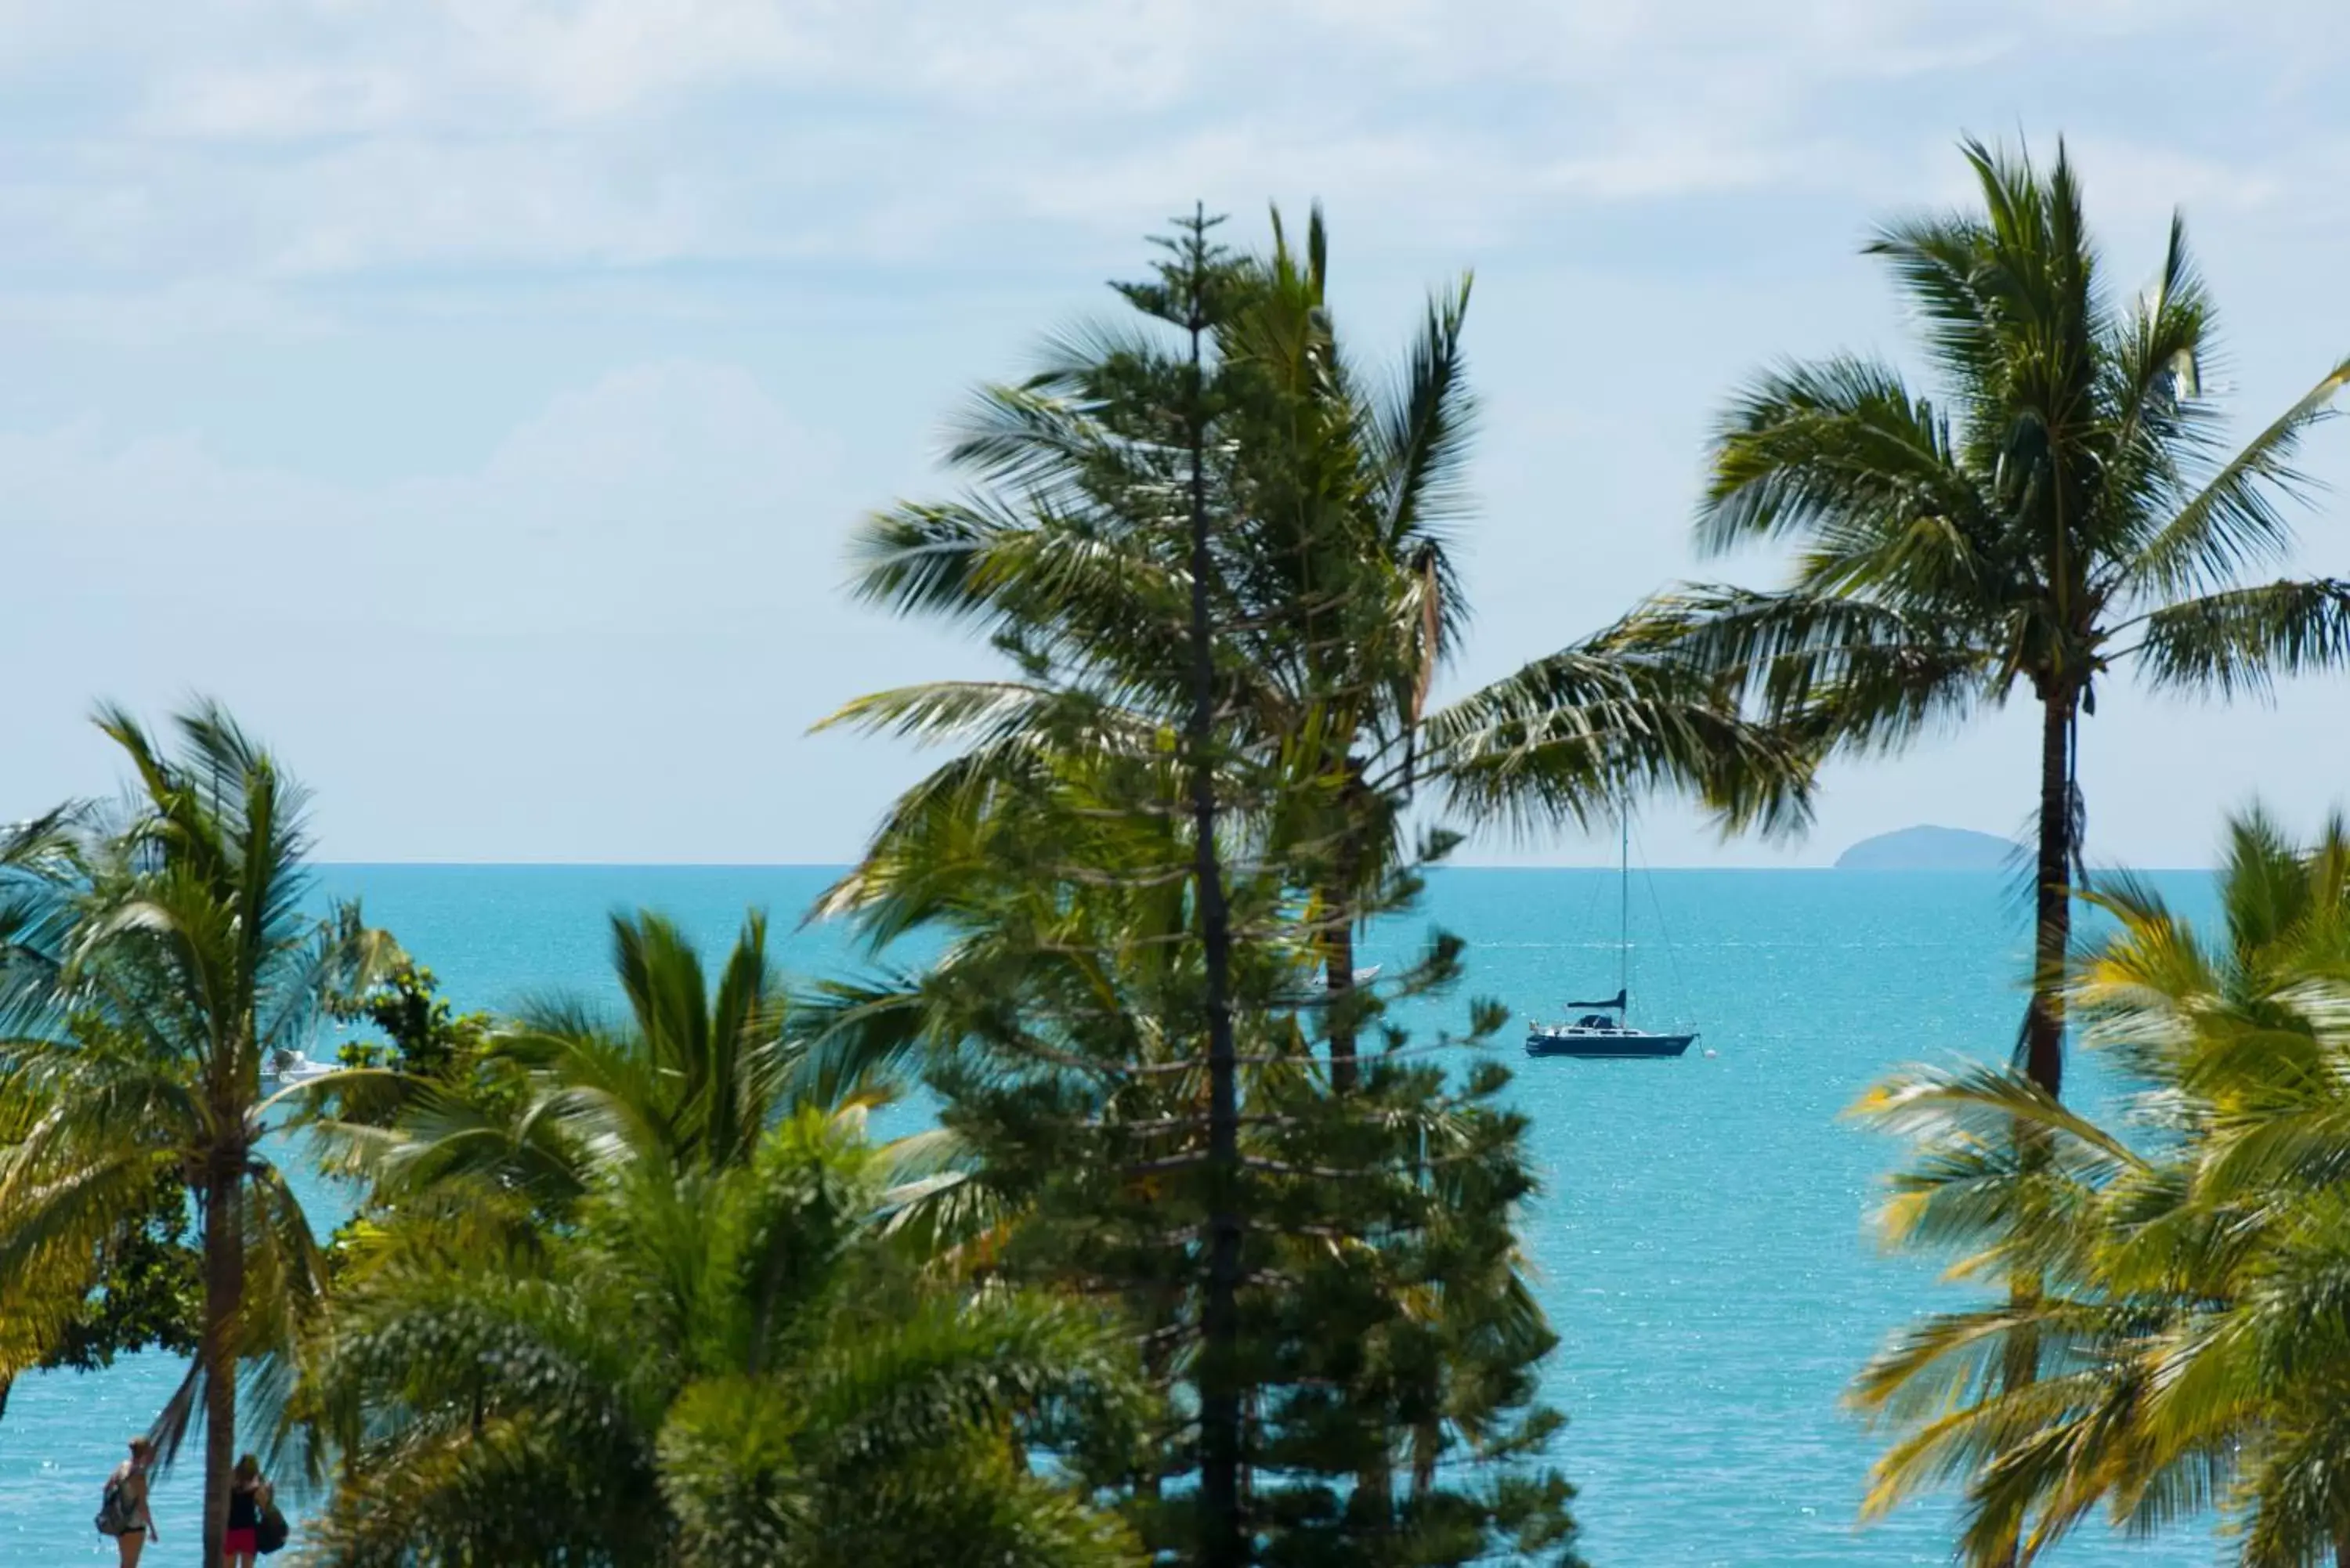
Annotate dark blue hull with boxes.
[1523,1030,1697,1059]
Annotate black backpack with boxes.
[256,1500,291,1555]
[94,1472,139,1537]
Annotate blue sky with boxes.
[7,0,2350,868]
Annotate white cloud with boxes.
[11,0,2350,867]
[0,359,975,860]
[9,360,839,636]
[0,0,2337,331]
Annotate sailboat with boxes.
[1524,810,1697,1060]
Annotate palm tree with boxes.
[306,907,947,1274]
[1704,145,2350,1568]
[2073,811,2350,1567]
[1642,137,2350,1100]
[1845,1061,2175,1564]
[0,703,393,1568]
[0,1125,118,1425]
[0,1130,198,1426]
[302,1101,1144,1567]
[0,970,121,1426]
[1851,809,2350,1566]
[826,207,1811,1089]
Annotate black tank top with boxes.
[229,1484,261,1529]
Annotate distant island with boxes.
[1835,825,2013,871]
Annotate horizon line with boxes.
[311,859,2218,873]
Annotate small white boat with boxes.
[261,1050,337,1089]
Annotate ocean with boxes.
[0,863,2214,1566]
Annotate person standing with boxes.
[98,1436,159,1566]
[224,1453,273,1567]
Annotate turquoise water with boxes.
[0,865,2214,1566]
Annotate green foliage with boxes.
[327,959,492,1077]
[823,790,1582,1566]
[280,908,1036,1561]
[813,213,1587,1566]
[821,205,1812,1093]
[1640,135,2350,1098]
[0,1148,198,1423]
[1650,138,2350,1568]
[302,1106,1144,1568]
[305,909,929,1244]
[32,1165,201,1375]
[0,702,397,1567]
[1851,808,2350,1566]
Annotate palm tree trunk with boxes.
[199,1144,244,1568]
[1985,691,2079,1568]
[1323,901,1358,1093]
[2023,690,2074,1097]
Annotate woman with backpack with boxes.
[225,1452,277,1566]
[96,1436,158,1566]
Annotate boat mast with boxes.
[1618,800,1629,1016]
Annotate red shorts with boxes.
[224,1526,259,1552]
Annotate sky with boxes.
[5,0,2350,869]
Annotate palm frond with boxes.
[2118,356,2350,605]
[1368,273,1479,562]
[1697,355,1988,564]
[2133,578,2350,697]
[1618,584,1992,746]
[1428,633,1816,839]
